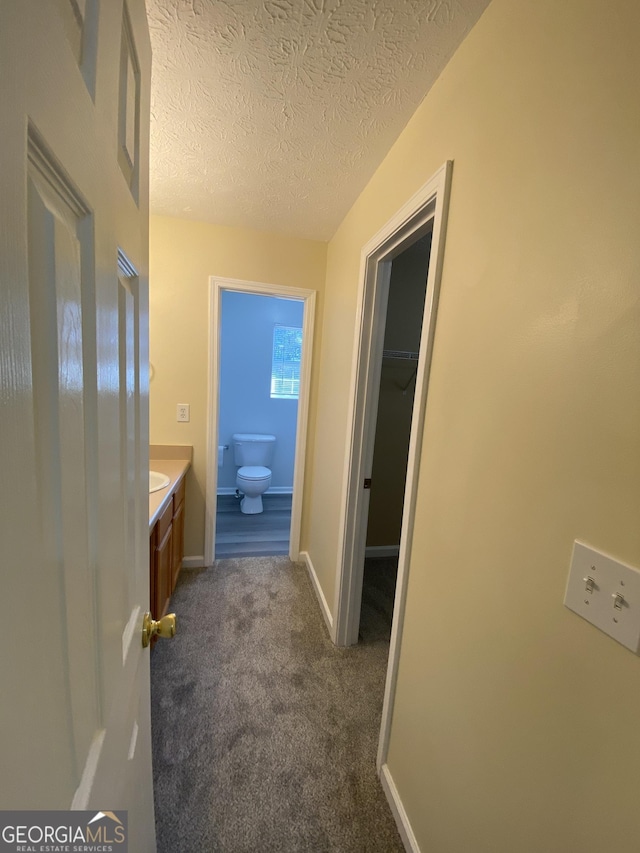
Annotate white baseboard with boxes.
[182,555,206,569]
[299,550,334,639]
[365,545,400,558]
[380,763,420,853]
[217,486,294,496]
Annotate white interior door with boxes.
[0,2,154,848]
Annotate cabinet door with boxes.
[153,501,173,618]
[149,530,156,616]
[171,497,185,590]
[155,522,173,619]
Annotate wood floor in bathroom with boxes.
[215,493,292,558]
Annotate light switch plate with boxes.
[564,541,640,654]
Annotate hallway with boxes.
[151,557,402,852]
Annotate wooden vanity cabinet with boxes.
[149,475,186,622]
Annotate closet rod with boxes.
[382,349,419,361]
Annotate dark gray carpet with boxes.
[151,556,404,852]
[360,557,398,644]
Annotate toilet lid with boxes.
[237,465,271,480]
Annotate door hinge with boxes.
[363,478,372,489]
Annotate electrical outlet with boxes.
[176,403,190,423]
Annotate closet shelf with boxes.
[382,349,419,362]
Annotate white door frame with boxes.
[204,276,316,566]
[331,161,453,763]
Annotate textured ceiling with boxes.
[147,0,490,240]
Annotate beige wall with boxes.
[305,0,640,849]
[149,216,326,558]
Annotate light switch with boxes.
[176,403,190,422]
[564,541,640,653]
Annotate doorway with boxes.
[332,162,453,776]
[216,290,303,557]
[205,277,316,566]
[359,233,432,643]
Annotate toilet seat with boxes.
[237,465,271,480]
[235,465,271,514]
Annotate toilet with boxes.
[232,433,276,514]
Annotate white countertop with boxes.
[149,456,191,529]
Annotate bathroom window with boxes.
[271,325,302,399]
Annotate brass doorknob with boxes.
[142,612,177,648]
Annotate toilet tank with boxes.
[232,434,276,467]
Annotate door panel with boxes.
[27,136,100,790]
[119,254,142,639]
[0,2,154,848]
[118,2,142,198]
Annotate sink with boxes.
[149,470,171,493]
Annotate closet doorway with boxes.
[332,162,453,776]
[359,234,432,643]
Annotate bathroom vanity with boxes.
[149,446,192,621]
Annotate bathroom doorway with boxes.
[216,291,302,556]
[204,277,316,566]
